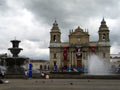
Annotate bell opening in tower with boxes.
[53,35,56,42]
[102,33,106,40]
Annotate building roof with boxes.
[111,54,120,59]
[30,60,49,63]
[110,54,120,63]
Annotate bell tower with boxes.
[98,18,110,61]
[98,18,110,42]
[50,20,61,43]
[50,20,61,72]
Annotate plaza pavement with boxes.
[0,79,120,90]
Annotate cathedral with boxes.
[49,18,110,72]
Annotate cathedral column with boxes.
[71,51,74,68]
[60,50,64,71]
[69,51,71,69]
[74,51,77,68]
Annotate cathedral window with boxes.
[53,35,56,42]
[54,61,56,66]
[54,53,57,59]
[102,33,106,40]
[40,65,42,70]
[48,65,49,70]
[78,38,80,41]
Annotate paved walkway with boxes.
[0,79,120,90]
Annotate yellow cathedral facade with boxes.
[49,18,110,72]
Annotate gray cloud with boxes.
[23,0,120,41]
[24,0,120,24]
[0,0,9,12]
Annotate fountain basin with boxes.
[8,48,23,57]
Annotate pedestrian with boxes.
[44,72,46,78]
[1,70,5,79]
[45,74,49,79]
[41,72,45,78]
[0,70,2,79]
[0,70,4,84]
[24,70,28,79]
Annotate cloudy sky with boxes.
[0,0,120,60]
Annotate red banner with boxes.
[91,46,95,53]
[64,47,67,60]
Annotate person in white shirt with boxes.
[24,70,28,79]
[1,71,5,79]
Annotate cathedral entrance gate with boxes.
[64,61,68,69]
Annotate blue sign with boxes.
[64,68,88,72]
[29,64,32,78]
[55,65,57,72]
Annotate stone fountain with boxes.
[4,39,29,74]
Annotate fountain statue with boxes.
[8,40,23,57]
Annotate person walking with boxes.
[24,70,28,79]
[41,72,45,78]
[0,69,2,79]
[0,70,4,84]
[1,70,5,79]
